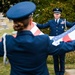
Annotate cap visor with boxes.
[54,11,61,14]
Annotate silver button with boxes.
[56,27,58,28]
[56,30,58,31]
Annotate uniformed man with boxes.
[0,1,75,75]
[37,8,75,75]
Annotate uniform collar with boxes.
[17,30,33,36]
[55,18,60,23]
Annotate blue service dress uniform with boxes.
[0,31,75,75]
[37,19,75,75]
[37,19,75,36]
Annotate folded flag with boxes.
[52,24,75,42]
[31,22,75,42]
[12,22,75,43]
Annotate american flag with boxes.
[31,22,75,42]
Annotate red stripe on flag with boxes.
[34,29,41,36]
[63,35,72,42]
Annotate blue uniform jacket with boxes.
[37,19,75,36]
[0,31,75,75]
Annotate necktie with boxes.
[56,19,58,24]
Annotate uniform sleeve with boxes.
[47,38,75,55]
[0,39,4,56]
[37,21,50,29]
[66,21,75,27]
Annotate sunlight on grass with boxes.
[0,63,10,75]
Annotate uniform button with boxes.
[56,27,58,28]
[56,33,58,35]
[56,30,58,31]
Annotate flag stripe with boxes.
[34,29,42,36]
[11,22,75,43]
[63,35,71,42]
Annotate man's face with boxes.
[53,13,61,19]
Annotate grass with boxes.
[0,62,75,75]
[0,64,10,75]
